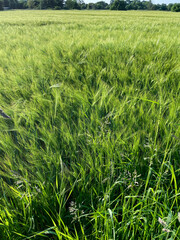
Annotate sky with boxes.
[153,0,180,3]
[85,0,180,4]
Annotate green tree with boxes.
[39,0,49,9]
[54,0,64,9]
[77,0,86,9]
[126,0,146,10]
[143,0,153,10]
[167,3,173,11]
[94,1,108,9]
[0,0,3,10]
[171,3,180,12]
[9,0,18,8]
[87,2,95,9]
[110,0,126,10]
[18,0,27,9]
[3,0,9,7]
[46,0,55,8]
[27,0,35,8]
[65,0,80,9]
[160,3,167,11]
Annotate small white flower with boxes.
[158,217,166,227]
[162,228,170,233]
[178,212,180,223]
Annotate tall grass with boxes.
[0,10,180,239]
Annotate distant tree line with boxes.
[0,0,180,12]
[110,0,180,11]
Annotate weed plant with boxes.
[0,10,180,239]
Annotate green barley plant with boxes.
[0,10,179,239]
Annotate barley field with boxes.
[0,10,180,239]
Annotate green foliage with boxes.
[0,10,180,239]
[94,1,108,9]
[9,0,18,8]
[87,2,94,9]
[0,0,3,10]
[3,0,8,7]
[65,0,80,9]
[110,0,126,10]
[18,0,27,9]
[171,3,180,12]
[126,0,147,10]
[27,0,35,8]
[167,3,173,11]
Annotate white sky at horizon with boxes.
[153,0,180,3]
[84,0,180,4]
